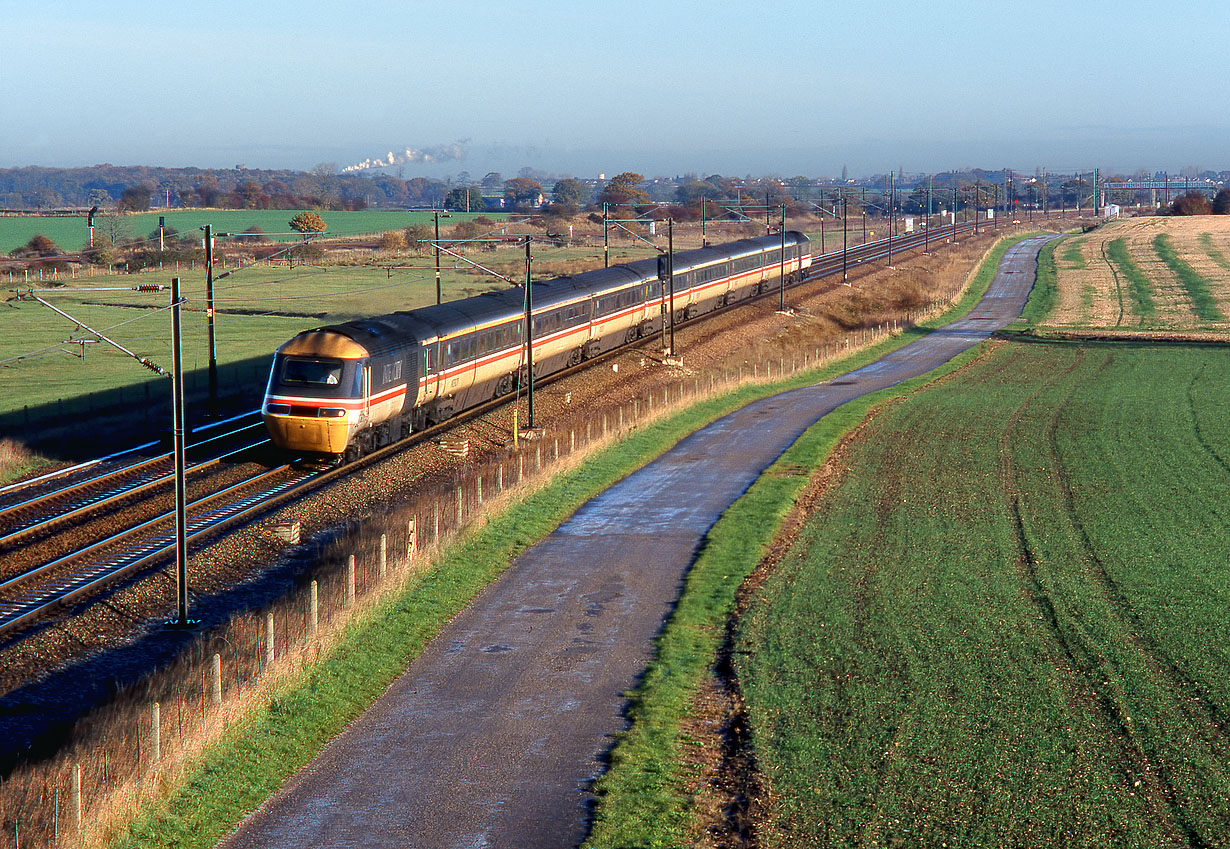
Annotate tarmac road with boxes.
[215,235,1055,848]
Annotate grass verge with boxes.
[1021,238,1059,324]
[1153,233,1226,322]
[582,232,1038,847]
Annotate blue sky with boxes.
[3,0,1226,178]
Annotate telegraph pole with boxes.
[668,219,676,356]
[169,277,190,628]
[819,191,825,254]
[779,207,786,311]
[701,196,707,248]
[523,237,535,428]
[434,211,442,304]
[952,188,958,240]
[890,169,900,263]
[203,224,218,409]
[842,195,849,282]
[603,202,609,268]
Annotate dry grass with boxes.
[0,438,50,484]
[1049,216,1230,330]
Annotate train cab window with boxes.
[282,357,343,386]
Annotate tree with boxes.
[1170,192,1211,216]
[444,186,484,212]
[480,172,503,188]
[118,185,152,212]
[1213,188,1230,215]
[504,177,543,211]
[289,211,327,233]
[597,172,647,209]
[551,178,587,212]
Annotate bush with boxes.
[379,230,406,251]
[289,211,327,233]
[236,225,266,244]
[9,234,60,258]
[450,220,482,240]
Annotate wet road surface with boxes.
[216,236,1054,848]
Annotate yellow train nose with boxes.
[263,414,351,454]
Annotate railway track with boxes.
[0,218,992,638]
[0,411,265,548]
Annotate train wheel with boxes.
[497,374,514,396]
[567,348,583,367]
[625,327,639,344]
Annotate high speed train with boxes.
[262,231,812,459]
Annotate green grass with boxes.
[1061,237,1087,269]
[0,209,509,254]
[738,340,1230,846]
[1153,233,1226,322]
[1200,232,1230,272]
[1106,237,1155,321]
[1021,239,1059,324]
[583,233,1039,847]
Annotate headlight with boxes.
[265,403,291,415]
[318,408,347,418]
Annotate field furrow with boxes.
[740,340,1230,847]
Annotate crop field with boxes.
[1047,217,1230,330]
[738,339,1230,846]
[0,209,508,255]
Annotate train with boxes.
[262,231,812,459]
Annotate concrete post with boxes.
[379,533,388,581]
[346,555,356,607]
[309,581,319,639]
[407,518,417,560]
[210,654,222,705]
[265,612,275,668]
[71,764,82,833]
[476,476,483,504]
[151,702,161,765]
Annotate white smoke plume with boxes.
[341,142,467,172]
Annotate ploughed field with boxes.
[738,339,1230,846]
[1046,217,1230,331]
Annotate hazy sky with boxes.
[3,0,1226,178]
